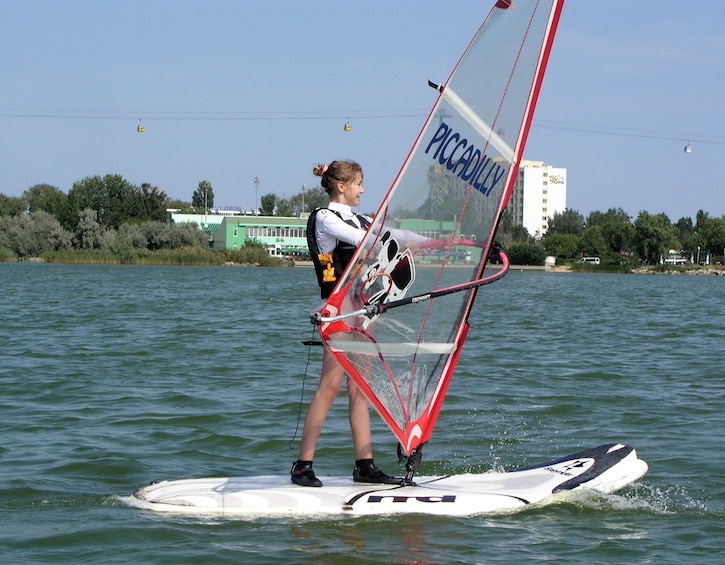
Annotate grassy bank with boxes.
[2,246,290,267]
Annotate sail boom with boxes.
[329,342,456,356]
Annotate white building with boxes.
[509,160,567,238]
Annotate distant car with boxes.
[578,257,600,265]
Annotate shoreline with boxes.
[292,260,723,276]
[6,257,723,276]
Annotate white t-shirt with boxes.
[313,202,429,254]
[313,202,370,254]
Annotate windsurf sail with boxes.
[312,0,566,482]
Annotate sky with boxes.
[2,0,724,222]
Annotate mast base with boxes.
[398,444,424,486]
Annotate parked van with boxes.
[578,257,600,265]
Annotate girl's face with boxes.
[334,173,364,207]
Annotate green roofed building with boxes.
[168,211,309,257]
[396,218,456,239]
[169,211,477,263]
[214,215,309,256]
[396,218,480,264]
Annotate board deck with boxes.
[122,444,647,517]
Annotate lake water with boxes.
[1,263,722,564]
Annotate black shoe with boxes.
[352,463,401,485]
[290,461,323,487]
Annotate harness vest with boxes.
[307,208,371,298]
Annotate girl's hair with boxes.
[312,160,363,195]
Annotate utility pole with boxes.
[253,177,260,216]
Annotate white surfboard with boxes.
[123,443,647,517]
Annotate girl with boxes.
[291,160,400,487]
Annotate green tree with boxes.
[74,208,112,249]
[0,210,71,257]
[260,193,276,216]
[633,211,677,264]
[695,210,725,259]
[138,183,170,222]
[503,224,532,245]
[167,198,194,213]
[116,223,148,249]
[506,242,546,265]
[297,187,328,215]
[274,187,328,217]
[580,225,608,258]
[65,174,139,230]
[587,207,630,227]
[547,208,586,236]
[541,232,581,258]
[674,216,694,247]
[192,180,214,211]
[706,217,725,260]
[140,221,207,250]
[141,221,174,251]
[497,209,533,246]
[0,194,26,217]
[24,184,67,217]
[168,222,208,248]
[275,198,294,217]
[587,208,634,253]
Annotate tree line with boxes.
[1,173,723,266]
[497,207,725,266]
[258,188,724,267]
[0,174,332,261]
[0,175,279,265]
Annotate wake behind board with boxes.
[123,444,647,517]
